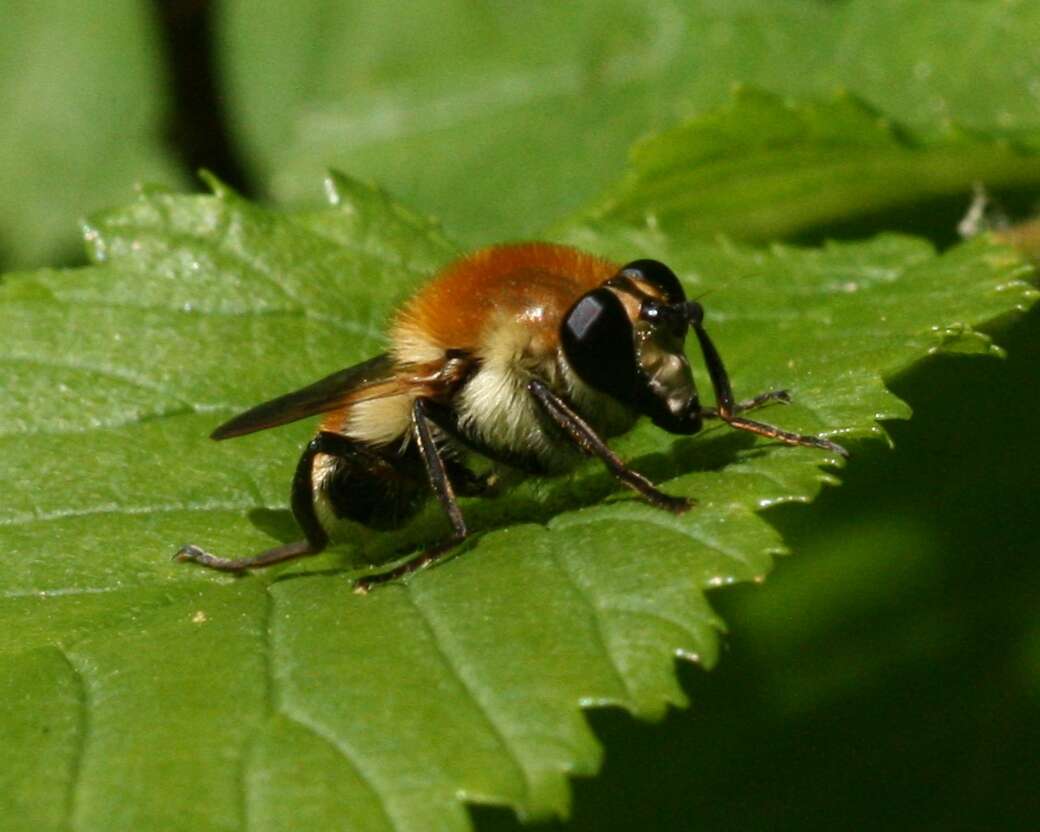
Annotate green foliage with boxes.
[0,0,185,269]
[577,88,1040,243]
[219,0,1040,245]
[0,150,1034,829]
[2,1,1040,830]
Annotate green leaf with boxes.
[576,88,1040,243]
[219,0,1040,245]
[0,159,1035,830]
[0,0,185,269]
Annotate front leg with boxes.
[703,389,790,416]
[527,378,692,514]
[688,308,848,457]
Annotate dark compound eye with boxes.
[561,288,638,401]
[619,259,686,304]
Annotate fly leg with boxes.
[353,399,469,592]
[527,378,693,513]
[706,388,791,415]
[176,431,357,572]
[688,308,848,457]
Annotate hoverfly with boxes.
[178,243,845,590]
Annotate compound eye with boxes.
[619,259,686,304]
[561,288,638,400]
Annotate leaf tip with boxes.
[323,169,355,207]
[80,218,107,263]
[198,170,239,200]
[133,181,176,198]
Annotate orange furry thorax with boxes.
[391,243,617,361]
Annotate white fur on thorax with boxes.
[332,314,449,449]
[456,318,635,470]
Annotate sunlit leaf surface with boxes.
[0,162,1034,830]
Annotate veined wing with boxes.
[211,353,397,440]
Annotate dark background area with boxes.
[150,0,253,198]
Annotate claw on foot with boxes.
[173,544,248,573]
[174,544,204,563]
[812,436,850,458]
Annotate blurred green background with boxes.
[3,1,1037,829]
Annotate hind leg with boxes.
[176,432,350,572]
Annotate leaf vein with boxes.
[12,292,385,339]
[277,709,398,832]
[55,647,89,832]
[0,405,204,440]
[0,354,193,407]
[544,546,633,705]
[552,510,755,571]
[285,215,436,275]
[2,586,126,600]
[0,500,275,528]
[602,605,718,653]
[402,587,531,807]
[101,225,382,339]
[239,588,277,832]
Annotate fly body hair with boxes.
[176,241,847,590]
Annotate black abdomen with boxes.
[320,441,426,531]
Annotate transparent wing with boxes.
[210,353,396,440]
